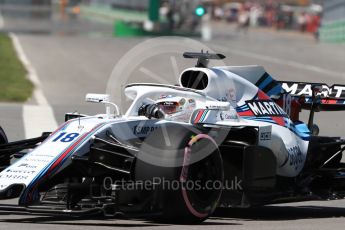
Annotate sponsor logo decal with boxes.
[246,100,287,117]
[23,158,51,163]
[282,82,345,98]
[219,111,238,120]
[258,126,272,144]
[288,146,304,170]
[260,132,271,141]
[6,169,36,174]
[17,163,37,169]
[133,125,157,135]
[0,174,29,180]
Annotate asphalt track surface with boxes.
[1,4,345,230]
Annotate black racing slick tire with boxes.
[135,124,224,224]
[0,126,9,170]
[0,127,7,144]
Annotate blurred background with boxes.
[0,0,342,40]
[0,0,345,141]
[1,2,345,229]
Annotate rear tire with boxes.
[135,124,223,224]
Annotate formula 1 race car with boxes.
[1,52,345,224]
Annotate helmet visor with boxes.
[157,101,180,114]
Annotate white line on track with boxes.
[10,33,49,105]
[0,10,4,29]
[9,33,58,138]
[212,44,345,80]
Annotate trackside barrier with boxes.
[320,20,345,43]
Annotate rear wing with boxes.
[280,81,345,111]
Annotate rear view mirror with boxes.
[85,94,120,117]
[85,94,110,103]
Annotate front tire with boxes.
[0,126,9,170]
[135,124,224,224]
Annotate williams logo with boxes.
[246,100,287,117]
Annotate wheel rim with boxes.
[180,135,223,217]
[188,150,223,205]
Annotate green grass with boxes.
[0,33,33,102]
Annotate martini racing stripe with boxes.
[257,73,271,90]
[236,104,249,112]
[194,109,205,123]
[267,85,283,97]
[19,122,109,205]
[255,72,270,88]
[17,121,74,204]
[255,72,282,97]
[262,80,278,95]
[237,110,254,116]
[199,110,209,122]
[193,109,210,124]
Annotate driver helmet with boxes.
[155,95,196,121]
